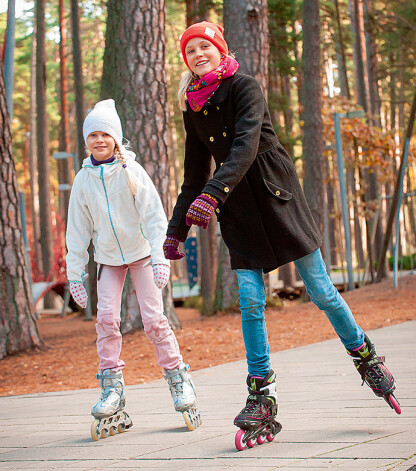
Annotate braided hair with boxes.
[114,144,140,195]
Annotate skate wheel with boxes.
[91,419,101,441]
[183,409,201,431]
[118,423,126,433]
[109,426,117,436]
[266,432,276,442]
[247,437,257,448]
[235,429,247,451]
[257,433,267,445]
[388,394,401,414]
[183,410,196,431]
[101,428,109,439]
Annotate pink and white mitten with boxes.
[152,264,170,289]
[69,281,88,308]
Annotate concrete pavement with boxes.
[1,321,415,471]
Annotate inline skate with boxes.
[163,363,201,430]
[346,334,401,414]
[90,369,133,441]
[234,370,282,451]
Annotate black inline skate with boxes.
[346,334,401,414]
[234,370,282,451]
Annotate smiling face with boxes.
[185,37,222,77]
[86,131,116,161]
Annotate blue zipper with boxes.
[99,166,125,263]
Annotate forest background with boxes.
[0,0,415,360]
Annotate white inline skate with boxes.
[163,363,201,430]
[90,369,133,441]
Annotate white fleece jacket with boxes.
[66,153,169,282]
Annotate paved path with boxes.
[1,321,415,470]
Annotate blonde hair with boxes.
[114,143,140,195]
[178,52,236,111]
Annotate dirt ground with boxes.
[1,275,415,397]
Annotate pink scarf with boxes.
[186,57,239,112]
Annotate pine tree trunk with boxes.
[28,18,41,276]
[363,0,380,125]
[36,0,54,281]
[101,0,181,329]
[186,0,211,25]
[363,0,383,263]
[302,0,325,236]
[293,20,304,123]
[278,263,296,289]
[58,0,72,223]
[223,0,269,95]
[213,239,239,311]
[348,0,369,112]
[70,0,85,169]
[0,59,43,359]
[333,0,351,99]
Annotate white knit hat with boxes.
[83,99,123,146]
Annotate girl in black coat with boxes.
[163,21,400,447]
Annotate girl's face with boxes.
[185,37,222,77]
[86,131,116,161]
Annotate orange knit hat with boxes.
[180,21,229,70]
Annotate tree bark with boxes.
[302,0,325,237]
[363,0,380,125]
[36,0,54,281]
[58,0,72,223]
[333,0,351,99]
[70,0,85,169]
[348,0,369,112]
[186,0,212,25]
[28,17,41,276]
[0,59,43,359]
[102,0,181,329]
[223,0,269,96]
[213,239,239,311]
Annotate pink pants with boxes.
[96,257,182,371]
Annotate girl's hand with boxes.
[152,264,170,289]
[69,281,88,309]
[163,235,186,260]
[186,193,218,229]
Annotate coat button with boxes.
[223,132,227,137]
[224,187,230,193]
[220,162,223,166]
[216,106,220,110]
[209,136,214,142]
[215,208,220,213]
[203,110,208,115]
[275,190,281,196]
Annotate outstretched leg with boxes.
[294,249,364,349]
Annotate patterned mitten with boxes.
[153,264,170,289]
[163,235,185,260]
[69,281,88,309]
[186,193,218,229]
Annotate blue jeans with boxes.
[235,249,364,377]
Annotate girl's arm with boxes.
[133,165,170,266]
[202,75,264,204]
[167,111,212,241]
[65,173,94,282]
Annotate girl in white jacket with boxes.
[66,100,200,434]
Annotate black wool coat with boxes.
[167,72,322,273]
